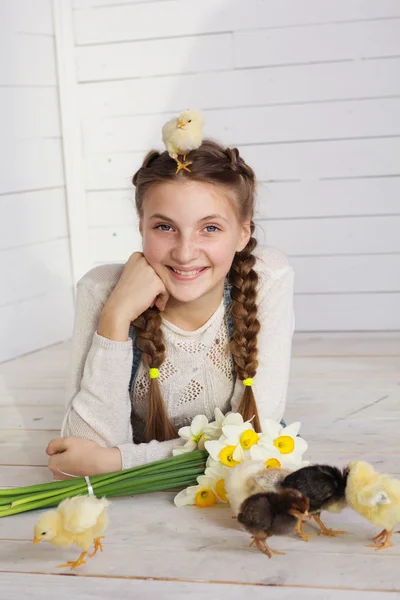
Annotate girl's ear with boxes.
[236,221,252,252]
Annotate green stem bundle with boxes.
[0,450,207,517]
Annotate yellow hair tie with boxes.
[149,368,159,379]
[243,378,253,387]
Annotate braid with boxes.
[228,222,261,431]
[133,309,177,441]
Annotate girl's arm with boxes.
[231,249,295,422]
[60,271,181,473]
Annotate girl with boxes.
[47,140,294,478]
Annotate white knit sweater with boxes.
[61,247,295,469]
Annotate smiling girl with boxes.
[47,140,294,478]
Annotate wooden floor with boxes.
[0,333,399,599]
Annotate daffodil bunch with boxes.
[173,409,309,508]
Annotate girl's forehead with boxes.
[143,180,237,220]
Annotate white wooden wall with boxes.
[0,0,74,362]
[70,1,400,330]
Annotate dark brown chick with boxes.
[237,489,309,558]
[281,465,349,540]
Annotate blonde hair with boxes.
[132,140,261,441]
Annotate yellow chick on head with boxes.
[345,461,400,551]
[33,495,109,569]
[161,109,204,173]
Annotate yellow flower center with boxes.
[215,479,228,502]
[219,445,240,467]
[273,435,295,454]
[195,488,216,508]
[265,458,281,468]
[240,430,259,450]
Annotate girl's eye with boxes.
[156,224,173,232]
[204,225,220,233]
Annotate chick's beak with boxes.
[177,120,185,128]
[289,509,309,519]
[33,536,42,544]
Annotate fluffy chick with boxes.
[224,460,291,517]
[238,489,310,558]
[345,460,400,551]
[33,495,109,568]
[162,109,204,173]
[281,464,348,540]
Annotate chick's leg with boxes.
[174,157,192,174]
[90,536,105,558]
[367,529,394,551]
[249,536,285,558]
[58,551,88,569]
[295,518,315,542]
[313,514,347,537]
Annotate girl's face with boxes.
[140,180,250,307]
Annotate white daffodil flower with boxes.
[173,475,225,507]
[204,463,230,503]
[202,407,225,440]
[249,443,297,469]
[204,438,242,468]
[177,414,209,449]
[258,419,308,464]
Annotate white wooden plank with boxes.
[292,331,400,356]
[82,98,400,154]
[87,190,136,227]
[0,389,67,408]
[73,0,400,44]
[257,178,400,219]
[76,34,233,81]
[0,240,72,309]
[0,430,57,466]
[86,138,400,189]
[0,290,74,363]
[0,35,56,86]
[0,0,53,35]
[0,88,60,142]
[78,58,400,118]
[294,293,400,331]
[0,573,390,600]
[292,254,400,294]
[0,466,52,487]
[259,215,400,255]
[0,140,64,195]
[235,21,400,69]
[0,406,63,431]
[0,190,68,252]
[1,515,399,589]
[88,226,142,263]
[242,138,400,181]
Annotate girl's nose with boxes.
[171,236,199,264]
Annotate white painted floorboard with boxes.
[0,333,399,597]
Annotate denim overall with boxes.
[127,281,286,427]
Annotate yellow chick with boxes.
[33,495,109,568]
[345,461,400,551]
[161,109,204,173]
[224,460,291,516]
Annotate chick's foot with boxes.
[250,536,285,558]
[313,515,347,537]
[295,519,315,542]
[58,551,88,569]
[90,536,105,558]
[175,157,192,173]
[367,529,394,551]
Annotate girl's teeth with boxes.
[172,268,202,276]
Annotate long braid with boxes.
[228,222,261,431]
[133,309,177,441]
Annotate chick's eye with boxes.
[188,119,192,123]
[41,531,46,535]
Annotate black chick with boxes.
[281,465,349,540]
[237,488,309,558]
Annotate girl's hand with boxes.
[98,252,169,340]
[46,437,122,479]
